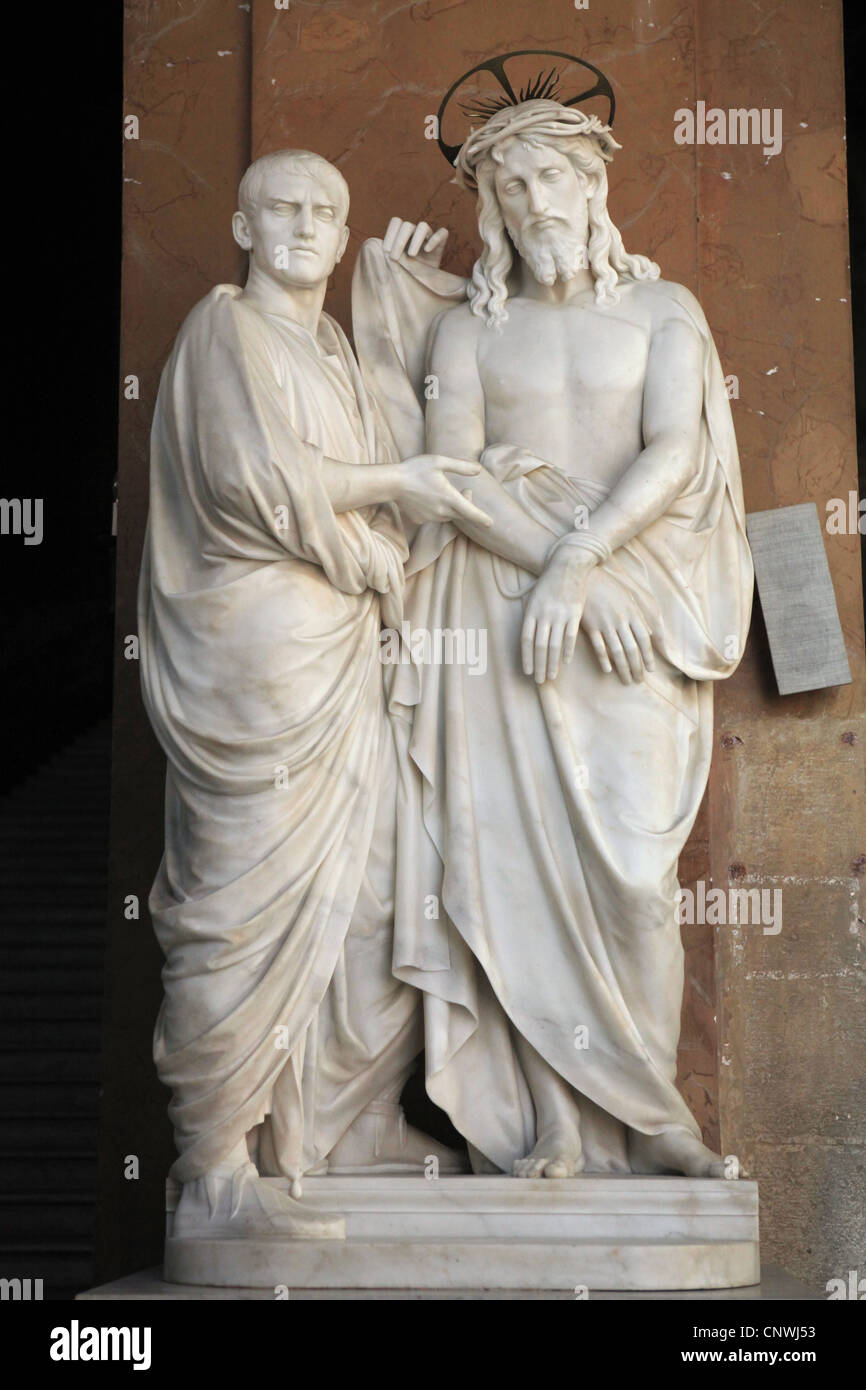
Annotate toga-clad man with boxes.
[139,149,483,1240]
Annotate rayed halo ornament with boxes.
[436,50,616,168]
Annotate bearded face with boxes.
[493,138,590,286]
[509,218,588,285]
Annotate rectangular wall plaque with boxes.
[746,502,852,696]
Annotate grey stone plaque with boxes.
[746,502,852,696]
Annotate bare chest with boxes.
[477,301,650,451]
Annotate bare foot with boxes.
[173,1162,345,1240]
[512,1126,584,1179]
[326,1101,469,1176]
[628,1128,730,1178]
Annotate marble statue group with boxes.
[139,89,753,1250]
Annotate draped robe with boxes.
[139,284,418,1185]
[352,242,754,1171]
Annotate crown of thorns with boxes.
[436,50,616,167]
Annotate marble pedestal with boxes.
[163,1175,759,1292]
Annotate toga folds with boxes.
[352,242,754,1171]
[139,284,417,1185]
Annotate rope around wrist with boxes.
[547,529,612,567]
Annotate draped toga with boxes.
[139,284,419,1185]
[352,242,754,1171]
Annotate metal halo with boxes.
[436,50,616,167]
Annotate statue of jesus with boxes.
[353,98,754,1181]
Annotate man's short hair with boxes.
[238,149,349,221]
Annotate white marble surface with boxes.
[139,112,755,1277]
[81,1263,823,1303]
[159,1176,759,1291]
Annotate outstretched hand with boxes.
[397,454,493,530]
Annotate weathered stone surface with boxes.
[753,1139,866,1290]
[712,716,865,1286]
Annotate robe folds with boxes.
[139,285,415,1184]
[352,242,754,1170]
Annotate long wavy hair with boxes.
[467,131,659,327]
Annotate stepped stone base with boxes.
[156,1175,759,1292]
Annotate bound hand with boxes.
[397,454,493,529]
[581,568,657,684]
[521,548,597,685]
